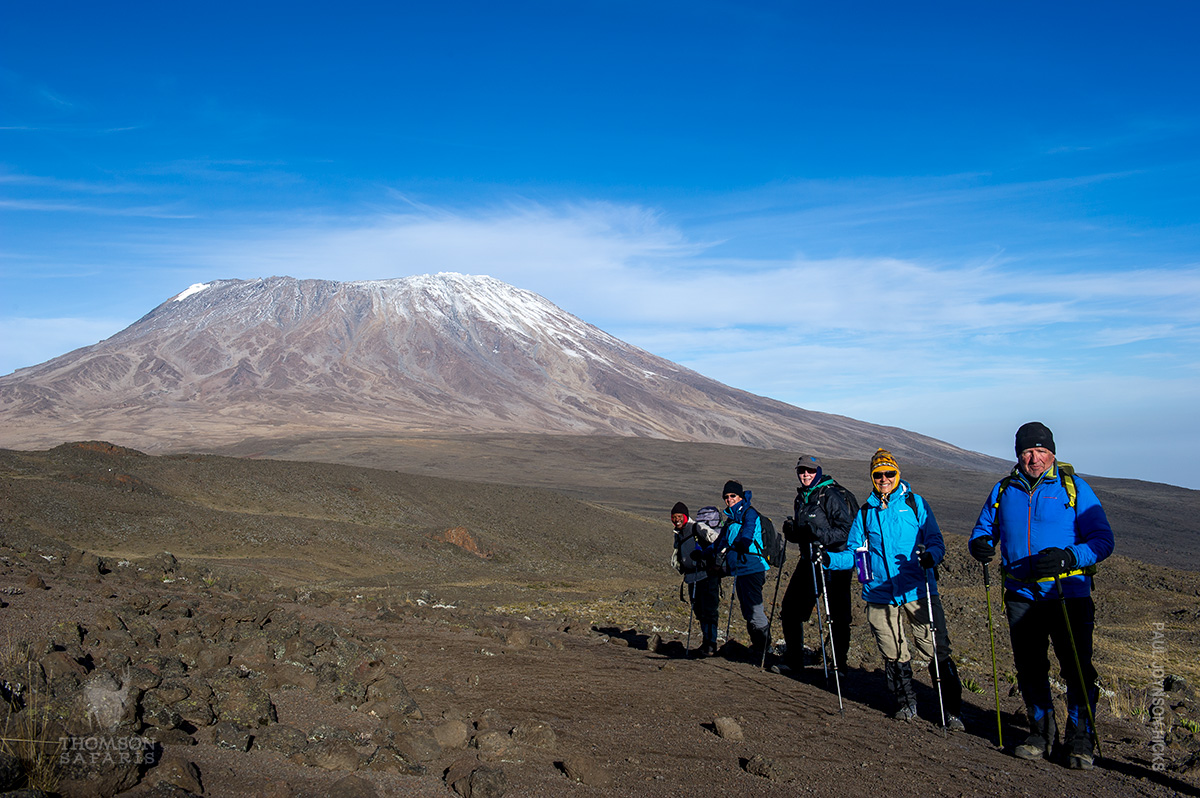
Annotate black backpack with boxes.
[825,483,860,522]
[755,512,786,568]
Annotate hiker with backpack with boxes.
[720,480,772,661]
[821,449,964,730]
[775,455,857,676]
[968,422,1115,770]
[670,502,724,657]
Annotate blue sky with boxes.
[2,2,1198,488]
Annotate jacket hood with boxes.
[798,475,835,502]
[726,491,753,522]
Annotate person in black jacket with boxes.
[774,455,857,674]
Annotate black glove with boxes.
[969,534,996,564]
[732,537,751,555]
[1031,547,1077,579]
[814,545,830,567]
[918,550,936,570]
[781,517,795,541]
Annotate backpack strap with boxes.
[994,464,1077,510]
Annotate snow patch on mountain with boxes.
[173,283,210,302]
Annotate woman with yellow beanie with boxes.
[821,449,964,730]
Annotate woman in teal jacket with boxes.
[826,450,963,728]
[720,480,770,660]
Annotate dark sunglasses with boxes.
[796,467,817,475]
[723,493,739,499]
[873,470,898,480]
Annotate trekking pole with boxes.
[1053,575,1102,758]
[814,548,844,714]
[983,563,1004,749]
[685,581,695,659]
[809,543,830,679]
[917,545,947,733]
[761,557,785,669]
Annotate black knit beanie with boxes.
[1015,421,1055,455]
[671,501,689,517]
[722,480,744,498]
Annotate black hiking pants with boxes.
[689,575,722,629]
[1006,592,1098,731]
[781,558,852,669]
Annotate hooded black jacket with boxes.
[792,476,857,557]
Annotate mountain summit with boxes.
[0,274,993,468]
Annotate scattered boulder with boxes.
[503,628,530,648]
[212,676,276,727]
[446,756,507,798]
[254,724,310,756]
[713,717,744,741]
[471,730,510,761]
[230,636,274,670]
[145,750,203,794]
[267,661,318,691]
[558,754,612,787]
[56,732,145,798]
[434,719,472,750]
[744,753,790,781]
[154,552,179,574]
[40,649,88,684]
[304,738,362,771]
[510,721,556,751]
[365,747,425,776]
[172,690,216,729]
[140,689,183,730]
[392,728,442,763]
[76,669,139,734]
[210,720,252,751]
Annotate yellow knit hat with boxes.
[870,448,900,477]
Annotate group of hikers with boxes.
[669,421,1115,772]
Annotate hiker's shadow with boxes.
[593,626,653,650]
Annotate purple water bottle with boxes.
[854,545,873,584]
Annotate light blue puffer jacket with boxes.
[828,481,943,605]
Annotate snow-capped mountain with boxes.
[0,274,992,467]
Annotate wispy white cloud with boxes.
[4,198,1197,486]
[0,198,196,218]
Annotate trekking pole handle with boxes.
[983,562,992,588]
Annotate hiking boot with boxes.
[747,626,770,662]
[944,714,965,732]
[885,660,919,721]
[1014,709,1057,761]
[699,641,719,657]
[1065,721,1095,770]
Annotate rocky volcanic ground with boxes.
[2,534,1199,798]
[1,441,1198,797]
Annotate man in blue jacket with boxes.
[825,450,964,729]
[969,422,1115,771]
[721,480,771,661]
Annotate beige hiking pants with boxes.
[865,595,952,663]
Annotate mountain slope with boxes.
[0,274,997,469]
